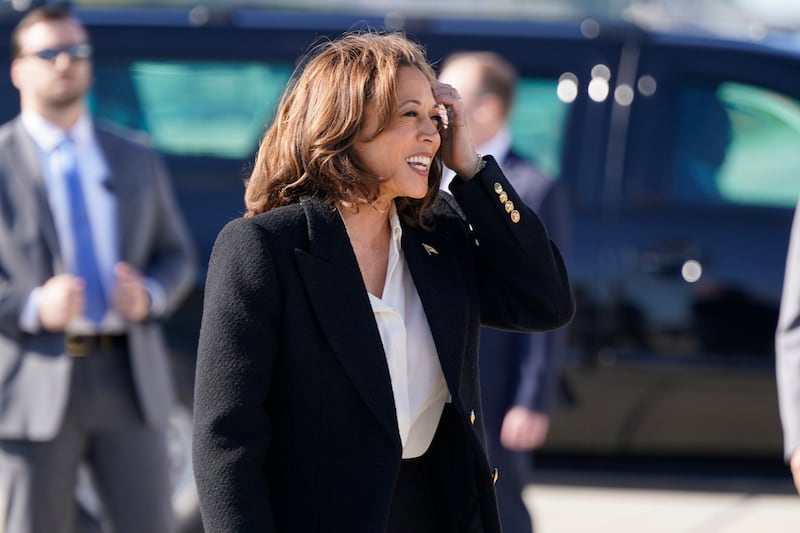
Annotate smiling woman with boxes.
[191,30,574,533]
[352,65,443,211]
[242,32,454,226]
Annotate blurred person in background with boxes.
[0,7,196,533]
[439,51,571,533]
[777,198,800,495]
[192,31,573,532]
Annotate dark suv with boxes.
[2,4,800,531]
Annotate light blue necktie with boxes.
[59,137,106,324]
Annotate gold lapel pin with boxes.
[422,243,439,255]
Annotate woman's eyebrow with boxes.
[398,98,422,107]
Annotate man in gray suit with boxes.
[0,7,196,532]
[777,199,800,495]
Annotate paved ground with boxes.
[522,461,800,533]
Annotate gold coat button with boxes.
[470,409,476,425]
[493,182,503,194]
[492,468,499,485]
[510,210,521,223]
[504,200,514,213]
[498,191,508,203]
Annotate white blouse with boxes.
[368,205,450,459]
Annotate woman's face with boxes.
[355,65,442,203]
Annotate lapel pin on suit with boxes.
[422,243,439,256]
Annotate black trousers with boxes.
[386,403,482,533]
[386,453,440,533]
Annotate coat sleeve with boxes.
[448,155,574,333]
[192,218,280,532]
[138,147,197,317]
[777,200,800,461]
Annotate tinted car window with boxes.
[94,64,575,174]
[91,61,293,158]
[671,82,800,208]
[510,77,569,180]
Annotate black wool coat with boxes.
[192,156,574,532]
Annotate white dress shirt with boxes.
[18,112,163,334]
[368,204,450,459]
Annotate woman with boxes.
[192,31,573,533]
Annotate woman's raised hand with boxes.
[433,81,482,180]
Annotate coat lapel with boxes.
[402,221,468,406]
[7,119,61,271]
[294,199,399,441]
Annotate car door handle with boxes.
[636,242,705,281]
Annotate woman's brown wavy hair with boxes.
[244,31,442,227]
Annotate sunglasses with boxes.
[24,43,93,63]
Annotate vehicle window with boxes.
[91,61,293,158]
[91,64,569,171]
[670,82,800,208]
[509,78,568,180]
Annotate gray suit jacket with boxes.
[777,199,800,460]
[0,116,196,441]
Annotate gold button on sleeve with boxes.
[470,409,476,425]
[504,200,514,213]
[498,191,508,203]
[493,182,503,194]
[492,468,499,485]
[510,210,521,223]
